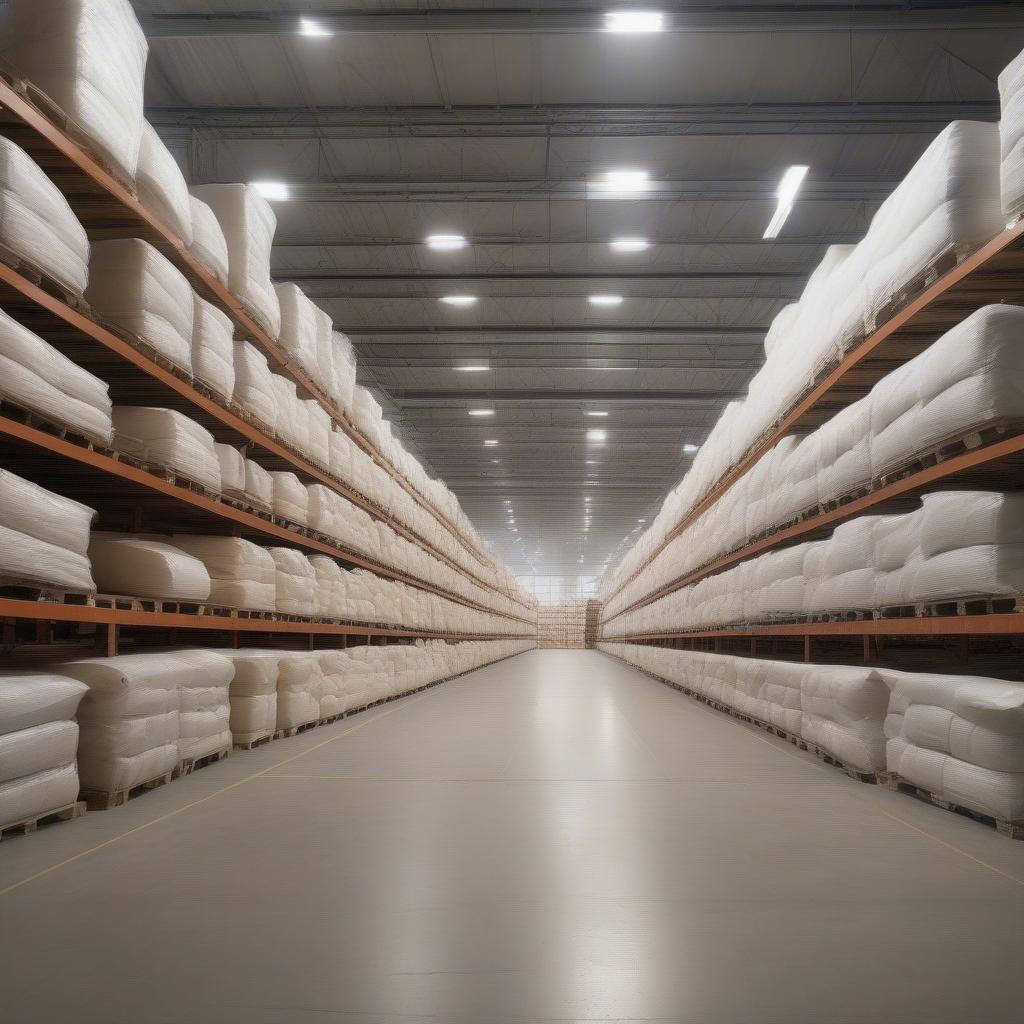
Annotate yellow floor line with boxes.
[742,715,1024,887]
[0,693,429,900]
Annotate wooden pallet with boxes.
[232,731,274,752]
[865,246,963,334]
[885,774,1024,840]
[273,719,319,740]
[82,769,174,811]
[175,746,231,778]
[0,800,85,841]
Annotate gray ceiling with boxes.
[137,1,1024,578]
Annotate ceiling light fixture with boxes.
[592,169,650,194]
[298,17,332,37]
[763,165,810,240]
[683,443,700,454]
[587,429,607,443]
[456,365,489,373]
[585,411,609,417]
[440,295,477,307]
[484,440,499,446]
[589,294,623,307]
[609,237,650,253]
[250,181,290,201]
[468,409,495,417]
[426,233,468,251]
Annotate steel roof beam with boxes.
[138,4,1024,38]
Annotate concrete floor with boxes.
[1,649,1023,1023]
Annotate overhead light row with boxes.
[442,294,624,307]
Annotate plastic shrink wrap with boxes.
[861,121,1002,328]
[135,121,192,244]
[191,295,235,403]
[233,340,277,428]
[309,555,348,619]
[0,672,86,825]
[112,406,221,493]
[169,535,276,611]
[0,469,96,592]
[276,653,322,731]
[225,650,279,743]
[0,0,148,181]
[0,307,113,445]
[215,444,246,499]
[86,238,194,373]
[174,649,233,764]
[275,283,322,380]
[192,184,281,338]
[331,332,357,413]
[270,374,306,453]
[269,472,309,525]
[884,668,1024,821]
[53,653,183,793]
[244,458,273,512]
[0,136,90,294]
[999,46,1024,219]
[801,665,889,772]
[303,400,331,468]
[87,533,212,602]
[268,547,317,617]
[187,195,230,286]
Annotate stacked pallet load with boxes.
[595,44,1024,841]
[538,601,589,649]
[0,0,536,835]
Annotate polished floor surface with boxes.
[1,649,1023,1023]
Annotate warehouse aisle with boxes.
[1,649,1023,1023]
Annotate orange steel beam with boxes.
[0,77,503,591]
[0,413,534,626]
[604,429,1024,623]
[602,219,1024,607]
[0,597,530,639]
[611,613,1024,640]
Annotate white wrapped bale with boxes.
[801,665,889,773]
[86,239,193,373]
[276,653,323,731]
[87,533,212,602]
[998,47,1024,219]
[53,653,183,795]
[225,650,279,744]
[0,672,87,827]
[331,332,357,413]
[275,283,322,380]
[169,535,276,611]
[191,184,281,338]
[0,136,90,294]
[911,544,1024,604]
[215,444,246,499]
[270,471,309,526]
[884,668,1024,822]
[268,547,317,617]
[135,121,192,244]
[309,554,347,618]
[232,340,277,427]
[191,294,235,403]
[244,458,273,513]
[0,469,96,592]
[187,195,230,286]
[0,308,112,445]
[919,491,1024,557]
[0,0,148,181]
[111,406,221,493]
[871,305,1024,478]
[861,121,1002,328]
[174,649,233,765]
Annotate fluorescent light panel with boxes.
[456,364,489,372]
[589,294,623,306]
[593,169,650,194]
[440,295,477,306]
[609,237,650,252]
[763,165,809,239]
[426,233,467,251]
[587,429,607,442]
[585,411,609,417]
[298,17,332,37]
[468,409,494,417]
[250,181,290,201]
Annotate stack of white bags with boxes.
[0,470,96,594]
[0,670,87,826]
[601,642,1024,826]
